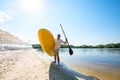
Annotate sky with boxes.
[0,0,120,45]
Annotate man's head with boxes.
[57,34,61,39]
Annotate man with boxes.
[54,34,68,66]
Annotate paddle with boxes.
[60,24,73,55]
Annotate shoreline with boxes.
[36,48,120,80]
[0,49,99,80]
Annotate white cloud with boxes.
[0,10,15,24]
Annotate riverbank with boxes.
[0,49,99,80]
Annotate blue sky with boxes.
[0,0,120,45]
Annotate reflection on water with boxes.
[37,48,120,80]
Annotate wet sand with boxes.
[68,62,120,80]
[0,49,100,80]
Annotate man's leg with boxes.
[54,54,56,63]
[56,53,60,65]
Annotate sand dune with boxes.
[0,29,27,44]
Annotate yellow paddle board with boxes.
[38,28,55,56]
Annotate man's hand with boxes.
[65,38,68,43]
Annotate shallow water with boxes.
[37,48,120,80]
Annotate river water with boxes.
[37,48,120,80]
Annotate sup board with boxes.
[38,28,55,56]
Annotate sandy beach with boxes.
[0,49,100,80]
[0,49,49,80]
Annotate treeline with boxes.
[32,44,41,49]
[32,44,73,49]
[32,43,120,49]
[73,43,120,48]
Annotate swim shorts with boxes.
[53,49,59,54]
